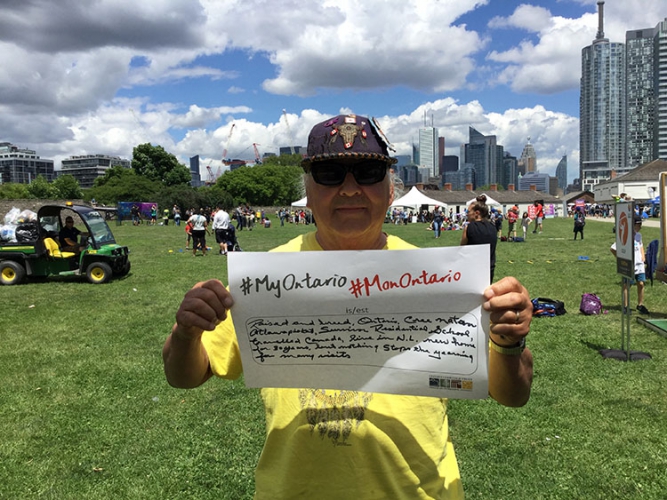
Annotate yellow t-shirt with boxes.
[201,232,463,499]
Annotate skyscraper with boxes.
[438,137,445,175]
[555,155,568,191]
[463,127,499,188]
[626,26,657,168]
[518,138,537,175]
[655,19,667,160]
[580,1,626,190]
[419,126,439,178]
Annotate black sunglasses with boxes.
[306,160,389,186]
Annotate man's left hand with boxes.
[483,276,532,342]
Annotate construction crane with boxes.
[205,165,215,185]
[282,109,296,155]
[221,123,236,166]
[253,143,262,164]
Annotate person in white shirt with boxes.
[187,209,209,256]
[212,204,231,255]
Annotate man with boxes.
[58,216,89,254]
[212,204,231,255]
[532,201,544,234]
[432,206,444,238]
[506,205,519,240]
[611,217,649,314]
[163,114,534,499]
[130,204,140,226]
[187,208,209,256]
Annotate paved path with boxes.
[583,217,660,228]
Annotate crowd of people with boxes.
[386,200,545,244]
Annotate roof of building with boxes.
[596,159,667,185]
[565,190,595,204]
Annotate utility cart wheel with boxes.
[0,261,26,286]
[86,262,112,284]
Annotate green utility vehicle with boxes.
[0,204,130,285]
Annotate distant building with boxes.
[462,127,500,188]
[579,1,626,189]
[517,139,536,175]
[189,155,203,187]
[555,155,568,191]
[279,146,305,156]
[0,142,55,184]
[626,18,667,168]
[499,152,518,190]
[438,137,445,175]
[518,171,550,192]
[394,155,412,167]
[59,154,130,188]
[412,142,420,166]
[443,164,476,191]
[419,127,438,178]
[397,164,420,185]
[442,155,458,173]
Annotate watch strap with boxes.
[489,337,526,356]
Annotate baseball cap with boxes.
[301,114,397,168]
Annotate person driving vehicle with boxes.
[59,216,88,254]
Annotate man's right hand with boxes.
[173,280,234,341]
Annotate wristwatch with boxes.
[489,336,526,356]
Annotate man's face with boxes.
[305,160,394,248]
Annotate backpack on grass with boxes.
[580,293,602,315]
[532,297,566,317]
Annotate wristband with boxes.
[489,336,526,356]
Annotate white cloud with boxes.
[0,0,664,186]
[485,1,667,95]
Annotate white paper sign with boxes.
[228,245,490,399]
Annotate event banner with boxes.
[228,246,490,399]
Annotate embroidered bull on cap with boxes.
[300,113,397,168]
[329,115,368,149]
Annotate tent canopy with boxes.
[390,186,446,210]
[291,196,307,207]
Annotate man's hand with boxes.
[173,280,234,341]
[483,276,531,345]
[484,276,534,407]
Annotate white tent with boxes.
[466,193,501,207]
[390,186,447,210]
[291,196,307,207]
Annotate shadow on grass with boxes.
[581,340,608,352]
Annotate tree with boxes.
[262,153,304,167]
[87,172,161,205]
[27,175,57,199]
[93,165,132,188]
[132,143,191,186]
[0,183,30,199]
[215,164,303,206]
[52,174,83,199]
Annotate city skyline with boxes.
[1,1,666,184]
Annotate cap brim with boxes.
[301,152,397,169]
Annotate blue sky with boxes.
[1,0,665,184]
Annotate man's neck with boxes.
[315,231,387,251]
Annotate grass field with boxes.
[1,215,666,499]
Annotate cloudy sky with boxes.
[1,0,665,184]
